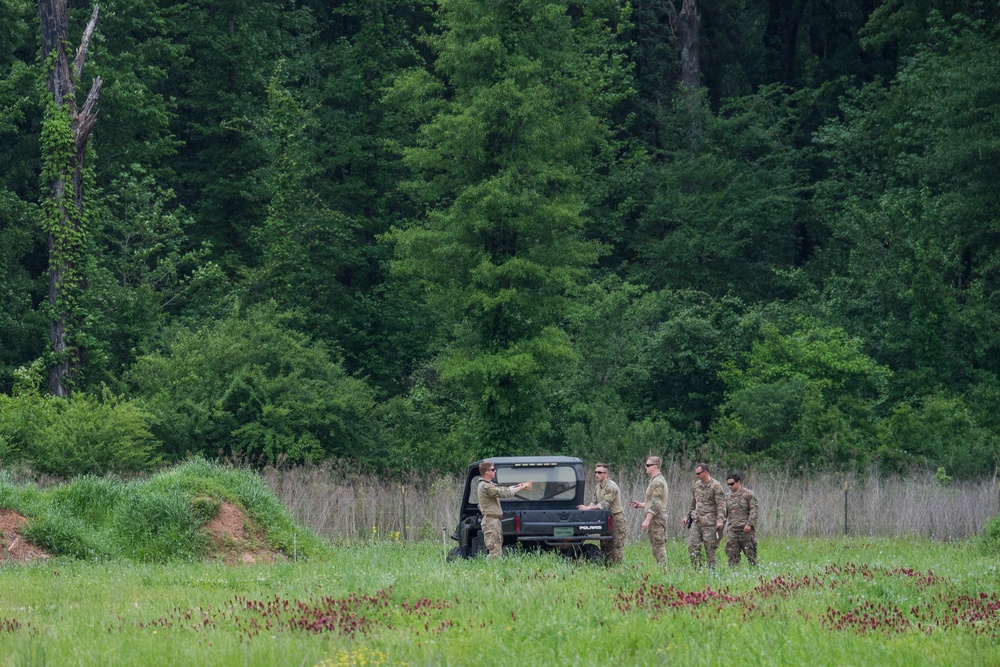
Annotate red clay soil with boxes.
[203,500,286,565]
[0,510,51,563]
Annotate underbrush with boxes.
[0,459,328,562]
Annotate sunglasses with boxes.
[595,470,606,475]
[644,463,655,468]
[727,482,735,486]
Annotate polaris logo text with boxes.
[579,525,602,530]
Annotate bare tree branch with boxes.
[73,5,100,80]
[75,76,103,149]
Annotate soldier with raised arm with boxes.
[681,463,726,569]
[477,461,532,559]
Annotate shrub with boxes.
[982,514,1000,555]
[127,304,380,466]
[0,388,159,477]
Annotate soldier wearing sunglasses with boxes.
[724,472,758,567]
[578,463,625,564]
[630,456,668,568]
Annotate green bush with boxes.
[127,304,380,466]
[0,388,159,477]
[711,320,891,469]
[982,514,1000,555]
[876,395,995,477]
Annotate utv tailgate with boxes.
[509,509,613,542]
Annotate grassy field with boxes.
[1,537,998,666]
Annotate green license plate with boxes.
[553,527,574,537]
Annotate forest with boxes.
[0,0,998,479]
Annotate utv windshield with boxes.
[469,464,578,504]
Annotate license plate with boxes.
[553,527,574,537]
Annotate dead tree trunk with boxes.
[669,0,702,144]
[38,0,102,397]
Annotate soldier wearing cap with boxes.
[477,461,532,559]
[682,462,726,569]
[724,472,758,567]
[578,462,625,564]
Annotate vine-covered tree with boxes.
[38,0,102,396]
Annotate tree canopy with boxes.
[1,0,997,477]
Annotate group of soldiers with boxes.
[477,457,759,568]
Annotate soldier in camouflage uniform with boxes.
[724,472,758,567]
[630,456,668,568]
[477,461,532,559]
[682,463,726,569]
[577,462,625,564]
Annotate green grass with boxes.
[0,459,329,562]
[1,537,998,666]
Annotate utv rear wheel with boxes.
[579,543,604,563]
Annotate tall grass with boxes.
[1,459,327,561]
[262,462,1000,543]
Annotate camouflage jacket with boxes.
[644,474,668,518]
[478,480,516,518]
[592,479,624,515]
[688,478,726,525]
[726,486,758,531]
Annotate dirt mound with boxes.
[0,510,51,563]
[203,500,286,565]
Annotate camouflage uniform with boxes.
[643,473,669,568]
[478,479,517,559]
[725,486,759,567]
[591,478,626,564]
[686,478,726,568]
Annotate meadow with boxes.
[2,537,999,667]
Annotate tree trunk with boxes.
[38,0,102,397]
[764,0,809,85]
[669,0,702,143]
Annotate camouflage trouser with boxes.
[686,522,719,568]
[601,512,627,564]
[725,529,757,567]
[647,514,667,568]
[481,517,503,559]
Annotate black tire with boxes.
[579,543,604,563]
[446,547,461,563]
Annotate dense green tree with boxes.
[815,14,1000,398]
[628,84,817,300]
[126,304,379,466]
[711,319,892,469]
[386,0,628,456]
[555,278,749,465]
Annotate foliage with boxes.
[0,369,159,477]
[712,319,892,468]
[84,164,221,384]
[0,1,998,477]
[815,14,1000,400]
[875,394,996,477]
[1,459,327,561]
[126,304,379,466]
[386,0,629,456]
[982,514,1000,556]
